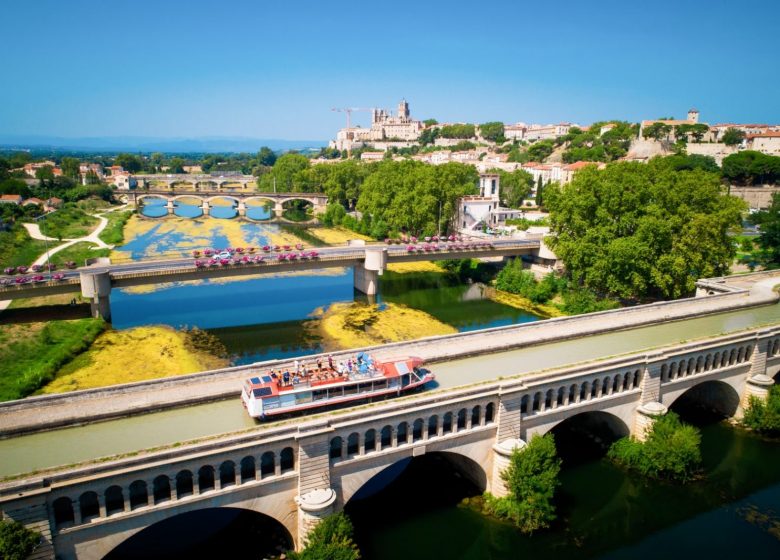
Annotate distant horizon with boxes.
[2,1,779,140]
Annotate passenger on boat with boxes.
[283,371,290,385]
[328,354,334,369]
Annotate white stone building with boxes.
[330,99,424,152]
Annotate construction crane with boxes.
[331,107,374,130]
[331,107,374,157]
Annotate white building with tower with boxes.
[330,99,425,152]
[455,173,523,232]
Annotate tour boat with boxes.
[242,354,435,419]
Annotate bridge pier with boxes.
[274,201,284,216]
[80,270,112,322]
[353,248,387,296]
[295,488,338,549]
[633,401,668,441]
[201,201,210,216]
[166,200,175,215]
[237,201,246,217]
[491,439,526,497]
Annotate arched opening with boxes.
[427,416,438,437]
[260,451,276,477]
[548,410,630,467]
[442,412,453,434]
[105,485,124,516]
[172,196,203,218]
[345,452,488,549]
[103,507,293,560]
[138,196,168,218]
[329,436,343,459]
[79,491,100,522]
[412,419,424,441]
[176,470,193,498]
[52,496,75,528]
[398,421,409,444]
[240,456,256,481]
[347,433,360,456]
[669,380,741,424]
[456,408,467,430]
[198,466,215,493]
[153,476,171,504]
[129,480,148,510]
[219,461,236,488]
[280,199,314,222]
[245,198,275,221]
[380,425,393,449]
[280,447,295,473]
[208,197,238,219]
[365,429,377,453]
[485,402,495,423]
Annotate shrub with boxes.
[0,519,40,560]
[288,512,360,560]
[482,433,561,534]
[607,412,702,482]
[741,386,780,435]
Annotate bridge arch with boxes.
[205,195,240,205]
[341,450,488,506]
[544,410,631,465]
[667,379,742,419]
[102,506,294,560]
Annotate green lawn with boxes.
[0,319,106,401]
[98,210,132,245]
[0,226,48,268]
[50,242,110,267]
[38,206,99,240]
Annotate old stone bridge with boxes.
[1,325,777,559]
[129,189,329,218]
[131,174,257,192]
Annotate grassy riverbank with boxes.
[0,319,106,401]
[38,205,99,240]
[309,301,457,350]
[307,226,373,245]
[38,325,229,394]
[98,210,133,245]
[0,226,47,268]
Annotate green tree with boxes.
[258,153,311,192]
[535,176,544,207]
[60,157,81,180]
[642,122,672,141]
[608,412,702,482]
[741,385,780,435]
[167,157,185,173]
[479,121,506,143]
[439,123,476,139]
[750,192,780,266]
[491,168,533,208]
[114,153,143,173]
[722,127,745,146]
[288,512,360,560]
[35,165,55,181]
[527,140,554,162]
[423,118,438,126]
[545,160,744,299]
[0,519,40,560]
[483,433,561,534]
[722,151,780,185]
[257,146,277,166]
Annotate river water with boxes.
[345,416,780,560]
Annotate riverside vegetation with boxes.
[607,412,702,482]
[475,434,562,534]
[288,512,360,560]
[0,519,40,560]
[742,385,780,435]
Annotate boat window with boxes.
[357,382,371,394]
[313,389,328,401]
[264,397,280,410]
[328,387,344,398]
[401,374,410,387]
[344,384,358,396]
[373,380,387,390]
[295,392,312,404]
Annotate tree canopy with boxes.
[545,160,744,299]
[114,153,143,173]
[722,151,780,185]
[257,153,311,191]
[288,512,360,560]
[527,140,555,162]
[750,192,780,267]
[484,433,561,534]
[722,127,746,146]
[357,160,477,236]
[642,122,672,141]
[479,122,505,143]
[0,519,40,560]
[439,124,476,139]
[562,121,636,163]
[490,167,533,208]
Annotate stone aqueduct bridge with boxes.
[132,174,257,191]
[129,189,329,218]
[1,326,778,559]
[0,240,539,321]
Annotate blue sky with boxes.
[2,0,778,140]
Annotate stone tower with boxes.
[688,108,699,123]
[397,99,410,122]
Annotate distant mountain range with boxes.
[0,135,328,153]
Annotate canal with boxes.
[0,302,778,478]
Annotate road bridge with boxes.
[0,240,540,321]
[128,189,329,218]
[1,325,777,559]
[132,174,257,192]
